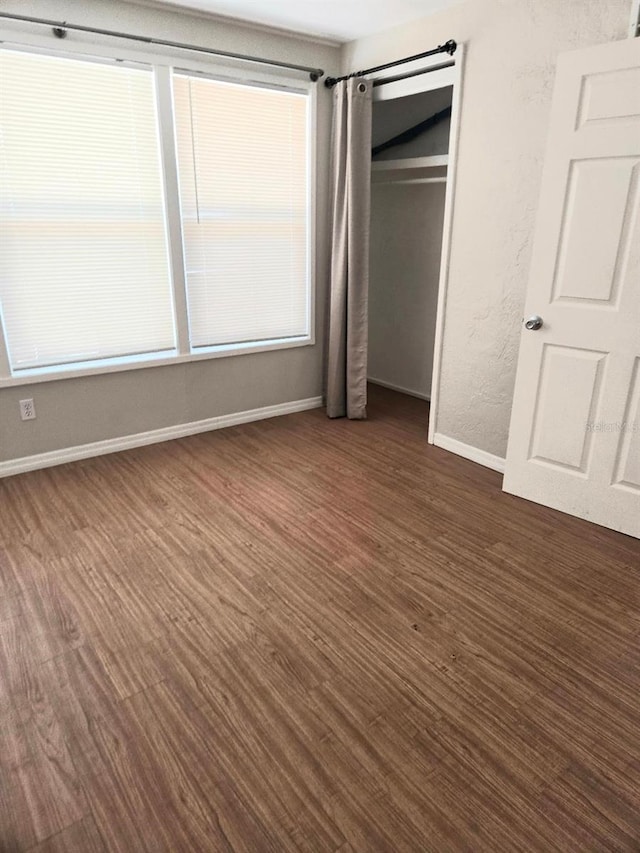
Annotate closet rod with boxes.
[0,12,325,81]
[372,60,454,88]
[324,40,456,88]
[374,177,447,185]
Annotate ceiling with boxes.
[140,0,462,43]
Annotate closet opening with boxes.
[366,53,462,441]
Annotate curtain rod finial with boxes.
[442,39,457,55]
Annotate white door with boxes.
[504,36,640,539]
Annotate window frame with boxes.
[0,33,316,388]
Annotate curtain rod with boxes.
[324,40,456,88]
[0,12,325,81]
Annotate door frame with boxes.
[427,44,464,443]
[368,45,465,441]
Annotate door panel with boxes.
[552,158,639,305]
[529,346,606,472]
[504,37,640,538]
[577,66,640,127]
[613,357,640,492]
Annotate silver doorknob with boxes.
[524,315,543,331]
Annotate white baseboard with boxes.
[433,432,505,474]
[368,377,430,401]
[0,396,323,479]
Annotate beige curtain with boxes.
[326,78,372,419]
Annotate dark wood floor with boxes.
[1,385,639,852]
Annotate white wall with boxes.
[344,0,632,458]
[369,182,446,399]
[0,0,339,465]
[368,88,449,399]
[372,86,452,161]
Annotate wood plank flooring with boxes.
[1,385,639,852]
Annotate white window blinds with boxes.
[173,74,309,349]
[0,50,175,371]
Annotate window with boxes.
[173,75,310,349]
[0,46,312,382]
[0,50,175,372]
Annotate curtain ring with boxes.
[357,82,366,93]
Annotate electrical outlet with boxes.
[19,398,36,421]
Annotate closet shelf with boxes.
[371,155,448,172]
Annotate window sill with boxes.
[0,335,313,388]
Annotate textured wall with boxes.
[0,0,339,463]
[344,0,631,458]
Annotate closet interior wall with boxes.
[368,85,453,401]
